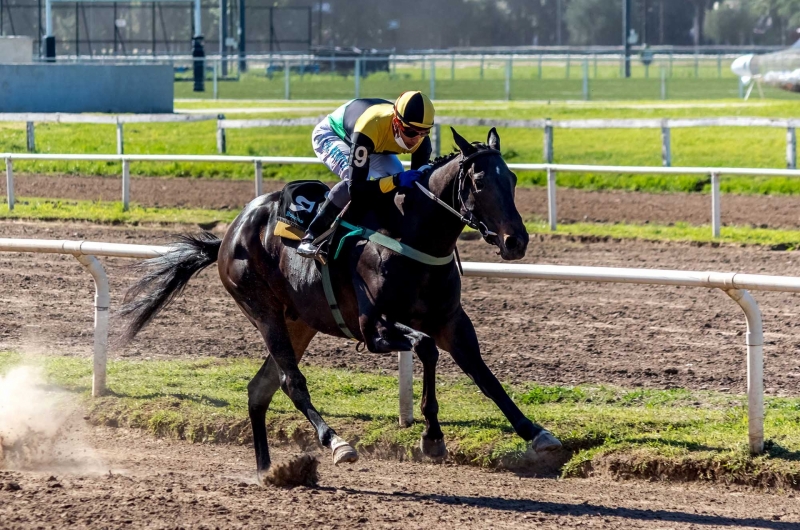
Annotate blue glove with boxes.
[396,169,422,188]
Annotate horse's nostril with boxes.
[505,236,520,250]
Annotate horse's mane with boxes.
[428,142,490,170]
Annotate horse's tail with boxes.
[117,232,221,343]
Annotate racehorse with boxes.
[118,127,562,481]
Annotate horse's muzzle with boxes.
[496,232,528,260]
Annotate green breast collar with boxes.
[333,220,455,265]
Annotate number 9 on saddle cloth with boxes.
[273,180,332,242]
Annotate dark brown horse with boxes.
[118,127,561,481]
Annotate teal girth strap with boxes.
[333,220,455,266]
[320,262,356,340]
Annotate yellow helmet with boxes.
[393,91,435,130]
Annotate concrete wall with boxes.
[0,36,34,63]
[0,64,174,113]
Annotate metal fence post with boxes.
[354,58,360,98]
[429,58,436,100]
[543,118,553,164]
[254,159,263,197]
[216,114,226,154]
[504,58,511,101]
[479,54,484,80]
[661,120,671,167]
[711,172,721,238]
[284,60,291,100]
[26,122,35,152]
[451,53,455,81]
[582,59,589,101]
[537,54,542,79]
[565,53,570,79]
[431,123,441,158]
[5,158,13,211]
[213,60,219,100]
[116,121,124,155]
[122,159,130,211]
[547,167,557,231]
[661,66,667,100]
[398,350,414,427]
[787,126,797,170]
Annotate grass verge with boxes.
[2,198,799,251]
[2,351,799,488]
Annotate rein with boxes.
[415,148,500,240]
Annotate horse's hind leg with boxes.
[248,319,317,481]
[259,315,358,466]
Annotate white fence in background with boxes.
[2,238,800,454]
[4,152,800,238]
[2,113,797,169]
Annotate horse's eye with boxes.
[473,171,485,191]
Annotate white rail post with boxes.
[5,158,13,211]
[661,119,671,167]
[431,123,441,157]
[547,167,557,231]
[354,58,360,98]
[660,66,667,100]
[26,122,35,152]
[479,54,484,80]
[213,60,219,100]
[398,350,414,427]
[75,254,110,398]
[284,60,291,100]
[450,53,455,80]
[216,114,226,154]
[254,159,263,197]
[787,126,797,170]
[543,118,553,164]
[122,159,130,211]
[429,58,436,100]
[116,121,124,155]
[711,172,721,238]
[724,289,764,454]
[582,58,589,101]
[504,57,511,101]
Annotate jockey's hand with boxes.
[395,169,423,188]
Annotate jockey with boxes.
[297,91,435,261]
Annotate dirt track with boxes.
[1,219,800,395]
[4,173,800,228]
[1,426,799,529]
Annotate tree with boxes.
[564,0,622,45]
[704,0,759,44]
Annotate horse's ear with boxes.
[487,127,500,151]
[451,127,476,155]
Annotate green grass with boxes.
[2,99,800,194]
[3,351,799,487]
[0,197,239,225]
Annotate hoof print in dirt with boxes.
[262,454,319,489]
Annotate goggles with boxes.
[395,117,432,138]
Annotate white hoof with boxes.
[331,435,358,465]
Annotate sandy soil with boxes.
[1,425,799,529]
[3,173,800,228]
[1,220,800,395]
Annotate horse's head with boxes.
[450,127,528,260]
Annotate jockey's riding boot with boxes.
[296,199,343,262]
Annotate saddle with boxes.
[273,180,331,242]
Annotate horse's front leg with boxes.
[434,308,562,453]
[361,318,446,459]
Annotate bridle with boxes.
[414,148,501,239]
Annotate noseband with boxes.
[415,148,501,239]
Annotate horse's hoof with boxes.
[331,435,358,465]
[531,430,562,453]
[420,436,447,459]
[256,468,270,486]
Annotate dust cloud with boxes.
[0,365,104,473]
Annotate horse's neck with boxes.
[392,158,465,257]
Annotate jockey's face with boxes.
[392,117,427,148]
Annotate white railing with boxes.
[2,237,800,454]
[4,152,800,238]
[0,113,219,155]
